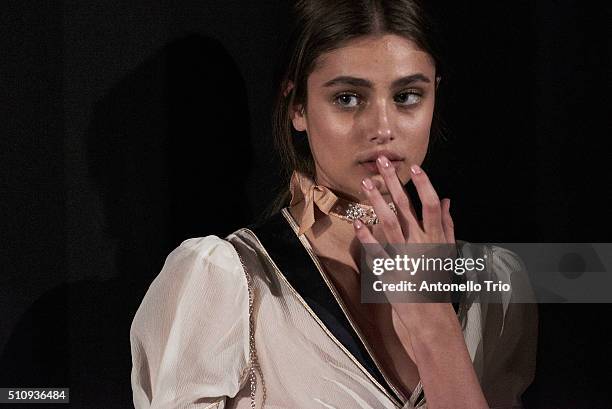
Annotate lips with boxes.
[358,149,403,163]
[360,159,403,173]
[358,149,404,173]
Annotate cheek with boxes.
[306,106,353,160]
[407,97,435,134]
[309,104,353,139]
[397,109,434,183]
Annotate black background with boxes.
[1,1,610,408]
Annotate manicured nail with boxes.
[354,219,363,230]
[361,177,374,190]
[377,155,391,168]
[410,164,422,175]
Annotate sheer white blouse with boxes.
[130,210,537,409]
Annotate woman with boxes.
[130,1,537,408]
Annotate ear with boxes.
[291,104,307,132]
[284,80,308,132]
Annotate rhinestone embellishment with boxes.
[332,202,397,225]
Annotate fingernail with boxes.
[354,219,363,229]
[361,177,374,190]
[410,164,422,175]
[377,155,391,168]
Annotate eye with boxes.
[333,93,361,108]
[394,90,422,106]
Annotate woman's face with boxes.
[291,34,437,204]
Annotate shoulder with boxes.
[150,235,245,290]
[457,240,525,269]
[487,245,527,275]
[131,235,249,337]
[488,244,537,305]
[170,235,241,269]
[457,241,531,289]
[455,240,537,315]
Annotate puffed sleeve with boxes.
[480,246,538,409]
[130,236,250,409]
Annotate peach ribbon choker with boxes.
[289,170,397,235]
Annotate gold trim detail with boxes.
[226,240,266,408]
[231,226,404,409]
[280,208,414,407]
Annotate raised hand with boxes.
[353,154,457,327]
[354,154,489,409]
[355,155,454,246]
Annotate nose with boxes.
[366,98,394,144]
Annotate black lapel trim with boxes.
[248,211,403,404]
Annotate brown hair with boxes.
[263,0,446,220]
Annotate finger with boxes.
[375,155,421,238]
[360,176,404,244]
[409,164,444,239]
[354,219,408,303]
[441,198,456,244]
[353,219,390,274]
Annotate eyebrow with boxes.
[322,73,431,88]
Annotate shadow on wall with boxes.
[0,33,253,408]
